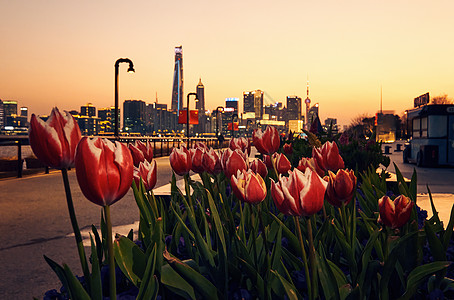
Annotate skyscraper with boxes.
[286,96,302,121]
[171,46,184,112]
[80,103,96,117]
[243,90,263,120]
[196,78,206,134]
[253,90,264,120]
[123,100,146,134]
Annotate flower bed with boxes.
[30,109,453,299]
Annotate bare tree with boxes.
[431,94,453,104]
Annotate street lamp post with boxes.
[186,92,198,145]
[114,58,135,139]
[215,106,224,138]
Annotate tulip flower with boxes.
[136,140,154,162]
[29,107,89,282]
[231,169,267,204]
[312,141,345,174]
[325,169,357,207]
[75,137,133,299]
[190,147,205,174]
[296,157,324,178]
[230,137,251,156]
[263,154,273,169]
[193,141,208,151]
[283,143,293,155]
[170,145,192,176]
[29,107,81,169]
[378,195,414,229]
[224,149,248,179]
[271,168,328,216]
[203,148,222,175]
[253,126,280,155]
[129,143,145,167]
[250,158,268,179]
[274,153,292,175]
[75,137,133,207]
[133,160,157,191]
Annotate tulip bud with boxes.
[129,143,145,167]
[378,195,414,229]
[271,168,327,216]
[283,143,293,155]
[136,140,154,162]
[190,147,206,174]
[230,137,251,156]
[224,149,248,179]
[253,126,280,155]
[170,145,192,176]
[231,169,267,204]
[133,160,157,191]
[274,153,292,174]
[75,137,133,206]
[203,148,222,175]
[29,107,81,169]
[250,158,268,179]
[325,169,356,207]
[312,141,344,174]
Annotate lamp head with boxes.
[127,65,135,73]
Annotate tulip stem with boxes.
[61,168,90,289]
[257,203,271,290]
[294,216,312,300]
[269,154,279,182]
[307,216,317,300]
[249,203,259,269]
[104,205,116,300]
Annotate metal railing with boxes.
[0,135,229,178]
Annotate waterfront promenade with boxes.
[0,143,453,299]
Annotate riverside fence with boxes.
[0,135,229,178]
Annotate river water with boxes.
[0,145,34,160]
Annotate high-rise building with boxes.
[98,106,116,134]
[243,90,263,120]
[305,80,311,129]
[171,46,184,112]
[243,92,255,114]
[286,96,302,121]
[81,103,96,117]
[225,97,239,112]
[253,90,264,120]
[3,100,17,118]
[195,78,206,134]
[308,103,319,126]
[123,100,146,134]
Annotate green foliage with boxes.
[45,149,454,299]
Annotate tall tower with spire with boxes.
[171,46,184,112]
[304,78,311,129]
[196,78,205,133]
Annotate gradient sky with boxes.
[1,0,454,126]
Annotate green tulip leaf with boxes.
[270,270,300,300]
[161,263,197,300]
[316,244,341,300]
[43,255,72,299]
[380,231,418,300]
[442,204,454,250]
[398,261,451,300]
[137,245,158,300]
[424,221,447,261]
[163,250,219,300]
[237,257,265,299]
[89,235,103,300]
[62,264,91,300]
[113,236,147,287]
[91,224,103,266]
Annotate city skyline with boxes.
[1,1,454,126]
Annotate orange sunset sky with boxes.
[1,0,454,126]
